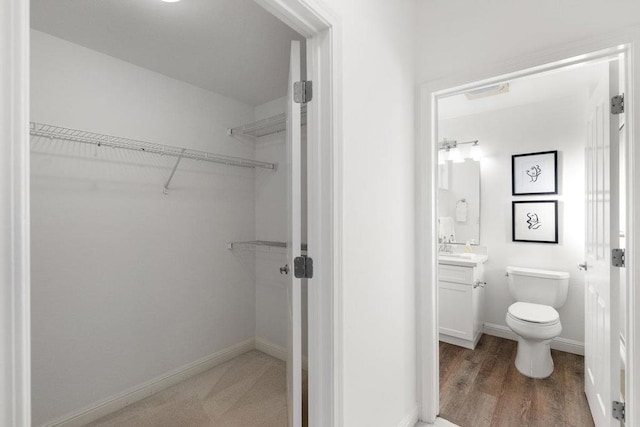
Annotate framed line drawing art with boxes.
[512,150,558,195]
[512,200,558,244]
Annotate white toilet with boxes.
[505,266,569,378]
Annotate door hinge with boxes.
[612,248,626,268]
[294,81,313,104]
[294,255,313,278]
[612,400,625,422]
[611,94,624,114]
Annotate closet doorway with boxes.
[7,1,339,426]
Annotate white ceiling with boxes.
[438,61,607,120]
[31,0,305,106]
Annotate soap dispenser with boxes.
[464,241,474,254]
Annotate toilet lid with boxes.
[508,302,559,324]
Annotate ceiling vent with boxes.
[465,83,510,100]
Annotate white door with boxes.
[286,40,303,427]
[584,59,622,427]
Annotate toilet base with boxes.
[514,336,554,378]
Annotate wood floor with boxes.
[439,335,595,427]
[87,350,304,427]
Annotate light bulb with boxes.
[438,150,448,165]
[470,144,482,161]
[448,146,463,163]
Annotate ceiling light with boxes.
[161,0,181,3]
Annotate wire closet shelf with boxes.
[227,240,308,252]
[30,122,278,170]
[227,105,307,138]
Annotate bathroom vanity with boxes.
[438,253,488,350]
[437,154,486,349]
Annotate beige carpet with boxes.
[87,351,289,427]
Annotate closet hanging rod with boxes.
[30,122,277,170]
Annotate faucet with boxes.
[439,235,454,253]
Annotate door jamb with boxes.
[256,3,343,425]
[0,0,31,426]
[1,0,343,426]
[416,29,640,426]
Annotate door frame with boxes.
[1,0,343,426]
[416,29,640,425]
[0,0,30,426]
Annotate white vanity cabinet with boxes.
[438,260,485,350]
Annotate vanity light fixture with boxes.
[161,0,181,2]
[438,139,481,163]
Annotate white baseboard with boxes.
[39,338,255,427]
[397,405,418,427]
[433,417,460,426]
[255,336,288,361]
[439,330,482,350]
[483,323,585,356]
[255,336,308,370]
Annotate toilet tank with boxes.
[506,266,570,308]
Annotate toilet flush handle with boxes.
[578,262,588,271]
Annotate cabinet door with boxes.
[472,282,484,338]
[439,281,473,340]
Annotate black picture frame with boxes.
[512,200,558,244]
[512,150,558,196]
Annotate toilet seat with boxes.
[506,302,562,342]
[508,302,559,324]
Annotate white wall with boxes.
[321,1,418,425]
[439,94,588,343]
[30,30,258,425]
[416,0,640,84]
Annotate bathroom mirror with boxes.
[438,159,481,244]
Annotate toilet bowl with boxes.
[506,302,562,378]
[505,266,569,378]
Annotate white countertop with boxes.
[438,252,488,267]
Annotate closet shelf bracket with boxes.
[163,148,186,195]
